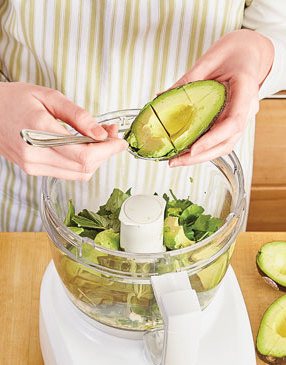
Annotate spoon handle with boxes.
[20,129,110,147]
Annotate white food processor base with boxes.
[39,261,256,365]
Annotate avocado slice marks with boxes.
[256,295,286,364]
[257,241,286,291]
[125,80,226,159]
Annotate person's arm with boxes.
[169,0,286,168]
[0,82,127,180]
[169,28,275,167]
[243,0,286,99]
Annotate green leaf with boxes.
[183,225,195,240]
[182,215,198,227]
[192,214,211,231]
[107,212,121,233]
[72,215,106,229]
[194,231,210,241]
[81,210,109,228]
[64,200,76,226]
[169,189,177,200]
[80,229,98,240]
[163,193,169,204]
[167,207,182,217]
[208,217,223,231]
[166,199,191,218]
[125,187,132,196]
[97,204,108,216]
[105,188,130,213]
[179,204,204,225]
[68,226,84,235]
[78,209,91,219]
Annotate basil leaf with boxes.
[208,217,223,231]
[192,214,211,231]
[72,215,106,229]
[105,188,130,213]
[68,226,84,235]
[80,229,98,240]
[179,204,204,225]
[163,193,169,203]
[64,199,76,226]
[125,187,132,196]
[183,225,195,240]
[169,189,178,200]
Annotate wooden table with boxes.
[1,232,286,365]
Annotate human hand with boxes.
[0,82,128,180]
[168,29,274,167]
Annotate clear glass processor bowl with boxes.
[41,109,246,333]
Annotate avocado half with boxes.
[257,241,286,291]
[125,80,226,159]
[256,295,286,364]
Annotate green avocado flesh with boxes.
[127,104,174,158]
[163,216,195,250]
[256,295,286,363]
[257,241,286,289]
[126,80,226,158]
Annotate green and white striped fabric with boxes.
[0,0,253,232]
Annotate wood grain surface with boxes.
[247,98,286,231]
[1,232,286,365]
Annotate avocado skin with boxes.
[256,295,286,364]
[125,80,226,159]
[256,241,286,291]
[256,263,286,292]
[257,351,286,365]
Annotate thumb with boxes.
[171,62,210,90]
[157,61,209,96]
[36,88,107,140]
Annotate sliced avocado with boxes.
[126,103,174,158]
[173,81,225,151]
[163,216,195,250]
[125,80,226,158]
[196,252,229,291]
[256,295,286,364]
[94,229,120,250]
[151,87,195,138]
[257,241,286,291]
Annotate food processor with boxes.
[40,109,255,365]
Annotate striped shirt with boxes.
[0,0,285,231]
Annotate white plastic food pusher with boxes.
[119,195,166,254]
[144,271,202,365]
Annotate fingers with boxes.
[169,51,222,90]
[17,135,128,179]
[21,163,93,181]
[16,146,84,172]
[189,82,257,156]
[34,88,108,140]
[51,127,127,162]
[102,123,119,138]
[170,78,259,167]
[170,134,240,167]
[171,67,208,89]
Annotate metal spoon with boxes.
[20,129,111,147]
[20,129,179,161]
